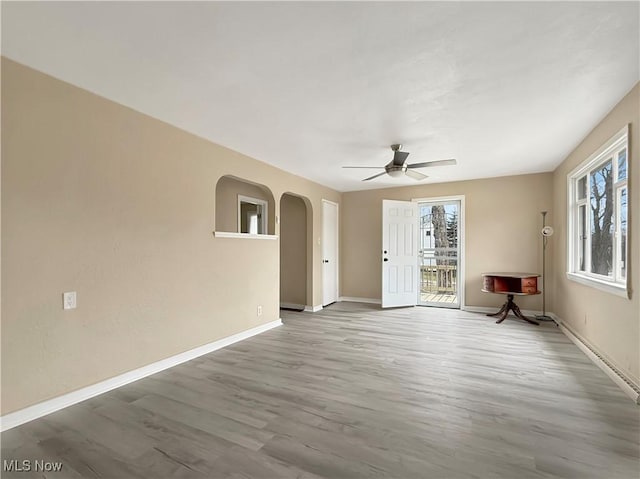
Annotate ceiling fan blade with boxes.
[407,159,457,169]
[342,166,385,169]
[405,169,428,180]
[393,150,410,166]
[362,171,388,181]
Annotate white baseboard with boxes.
[551,313,640,404]
[0,319,283,432]
[339,296,382,304]
[304,305,323,312]
[280,302,305,310]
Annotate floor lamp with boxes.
[536,211,555,322]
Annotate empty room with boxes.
[1,1,639,478]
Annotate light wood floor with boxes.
[2,303,639,478]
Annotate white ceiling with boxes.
[2,1,639,192]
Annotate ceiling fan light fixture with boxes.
[345,144,456,181]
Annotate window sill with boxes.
[566,272,629,299]
[213,231,278,240]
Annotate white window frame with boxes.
[237,195,268,235]
[566,125,629,298]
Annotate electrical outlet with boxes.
[257,305,263,316]
[63,292,77,310]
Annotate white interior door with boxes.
[322,200,339,306]
[382,200,419,308]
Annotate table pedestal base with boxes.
[487,294,539,325]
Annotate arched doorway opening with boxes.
[279,193,312,311]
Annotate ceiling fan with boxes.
[342,144,457,181]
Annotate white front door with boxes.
[322,200,339,306]
[382,200,419,308]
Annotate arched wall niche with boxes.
[215,175,276,235]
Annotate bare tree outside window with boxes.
[589,160,613,276]
[432,205,448,269]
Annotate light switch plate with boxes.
[63,292,77,310]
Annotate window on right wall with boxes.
[567,125,629,298]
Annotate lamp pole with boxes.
[536,211,555,322]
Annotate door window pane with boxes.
[590,160,613,276]
[419,202,459,307]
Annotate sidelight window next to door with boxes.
[418,200,461,308]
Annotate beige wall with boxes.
[550,83,639,384]
[4,55,637,414]
[341,173,554,310]
[280,194,308,306]
[1,58,340,414]
[215,176,275,234]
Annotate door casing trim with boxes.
[412,195,466,310]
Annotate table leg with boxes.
[486,301,508,317]
[486,294,539,326]
[512,301,539,325]
[495,306,510,324]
